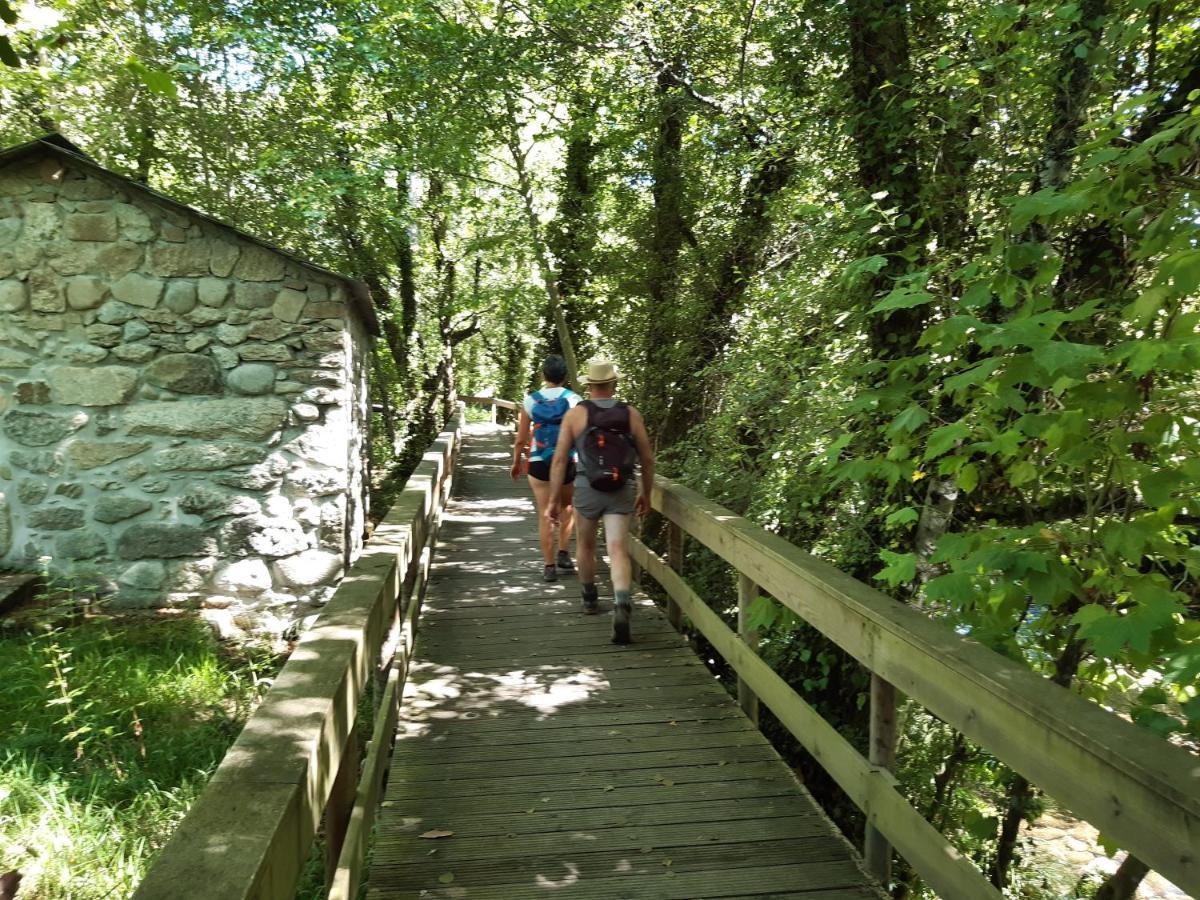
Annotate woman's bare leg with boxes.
[527,476,555,565]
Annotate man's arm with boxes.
[546,406,584,521]
[629,407,655,517]
[510,408,531,480]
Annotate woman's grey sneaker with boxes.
[543,564,557,582]
[581,583,599,614]
[612,602,632,644]
[556,550,575,571]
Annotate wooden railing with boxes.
[133,409,464,900]
[629,476,1200,898]
[458,393,518,424]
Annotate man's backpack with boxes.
[578,400,637,492]
[529,390,572,460]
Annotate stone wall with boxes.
[0,150,372,634]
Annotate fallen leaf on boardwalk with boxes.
[419,830,455,839]
[717,760,728,766]
[438,873,455,885]
[640,847,653,854]
[427,849,438,856]
[661,858,673,867]
[660,779,675,787]
[668,720,677,726]
[602,784,615,792]
[525,808,536,814]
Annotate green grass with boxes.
[0,613,281,899]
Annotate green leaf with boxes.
[1159,250,1200,296]
[924,571,975,605]
[1030,339,1103,377]
[961,280,992,309]
[745,595,778,632]
[1139,469,1183,507]
[956,463,979,493]
[0,0,16,25]
[127,58,179,98]
[1007,460,1038,486]
[885,507,919,527]
[871,287,935,314]
[925,422,969,459]
[875,550,917,587]
[887,404,929,436]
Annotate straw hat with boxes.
[582,359,619,384]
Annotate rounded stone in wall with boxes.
[221,514,309,558]
[272,549,343,588]
[117,523,217,559]
[118,564,168,592]
[55,532,107,560]
[144,353,222,394]
[226,363,275,396]
[65,276,109,310]
[3,409,87,446]
[214,559,272,594]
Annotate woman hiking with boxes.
[510,355,580,581]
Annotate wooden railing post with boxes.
[324,726,360,891]
[736,573,760,725]
[665,521,684,630]
[864,673,898,884]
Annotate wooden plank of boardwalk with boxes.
[367,425,882,900]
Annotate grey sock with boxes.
[614,589,631,608]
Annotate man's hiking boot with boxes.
[581,583,599,614]
[612,601,632,644]
[556,550,575,571]
[543,564,557,583]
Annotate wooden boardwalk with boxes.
[367,425,883,899]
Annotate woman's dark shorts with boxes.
[528,459,577,482]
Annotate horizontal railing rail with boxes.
[631,475,1199,897]
[133,408,465,900]
[458,393,518,411]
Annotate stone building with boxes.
[0,134,378,634]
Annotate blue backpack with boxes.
[530,390,572,460]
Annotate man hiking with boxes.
[510,354,580,582]
[546,360,655,644]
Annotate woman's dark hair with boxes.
[541,354,568,385]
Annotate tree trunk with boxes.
[845,0,927,358]
[640,68,689,430]
[658,146,794,447]
[1034,0,1108,194]
[1094,855,1151,900]
[547,95,599,364]
[989,632,1088,887]
[504,96,581,387]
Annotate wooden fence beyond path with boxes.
[366,425,883,899]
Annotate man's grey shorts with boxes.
[573,479,636,520]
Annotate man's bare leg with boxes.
[575,513,600,613]
[604,513,633,643]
